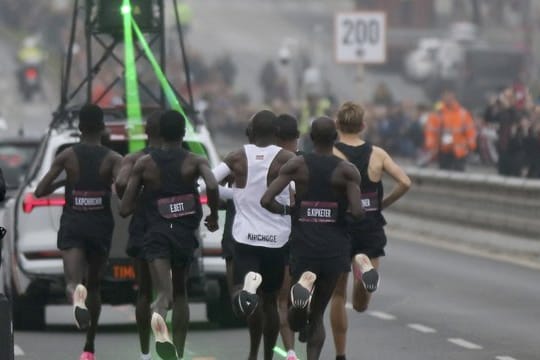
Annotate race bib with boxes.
[299,201,338,223]
[157,194,197,219]
[441,131,454,146]
[72,190,107,211]
[361,192,380,212]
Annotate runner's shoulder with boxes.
[276,148,296,162]
[223,148,245,166]
[185,151,210,166]
[372,145,390,160]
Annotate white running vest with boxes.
[232,144,291,248]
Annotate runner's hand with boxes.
[204,214,219,232]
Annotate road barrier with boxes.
[387,167,540,238]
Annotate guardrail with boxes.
[387,167,540,239]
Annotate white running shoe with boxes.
[290,271,317,309]
[73,284,90,330]
[237,271,262,316]
[151,312,177,360]
[353,254,379,293]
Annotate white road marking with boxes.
[447,338,483,350]
[367,311,396,320]
[407,323,437,333]
[495,357,518,360]
[14,344,25,356]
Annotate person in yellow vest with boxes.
[176,1,193,34]
[298,94,332,152]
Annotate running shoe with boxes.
[353,254,379,293]
[236,271,262,317]
[290,271,316,309]
[79,351,95,360]
[151,312,177,360]
[73,284,90,330]
[286,350,299,360]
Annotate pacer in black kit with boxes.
[35,104,122,359]
[120,110,219,360]
[261,116,364,360]
[115,110,162,360]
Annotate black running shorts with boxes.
[233,242,287,293]
[144,222,197,266]
[350,228,387,259]
[289,254,350,280]
[126,234,145,259]
[57,212,113,256]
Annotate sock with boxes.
[140,353,152,360]
[83,343,94,353]
[287,350,297,358]
[336,356,346,360]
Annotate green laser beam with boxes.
[273,346,301,359]
[131,16,205,155]
[122,0,144,152]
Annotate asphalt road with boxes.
[12,235,540,360]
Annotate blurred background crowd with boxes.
[1,0,540,178]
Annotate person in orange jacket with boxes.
[424,90,477,171]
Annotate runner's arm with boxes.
[198,158,219,216]
[380,148,411,209]
[34,151,67,198]
[198,162,231,193]
[260,158,297,215]
[119,158,144,217]
[110,152,124,183]
[343,162,364,219]
[197,157,219,232]
[115,154,136,199]
[218,185,234,200]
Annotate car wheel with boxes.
[206,278,245,328]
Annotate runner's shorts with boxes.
[233,242,287,293]
[144,222,198,266]
[289,254,350,280]
[350,228,387,259]
[57,211,113,256]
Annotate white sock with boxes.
[140,353,152,360]
[287,349,297,358]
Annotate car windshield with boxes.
[0,143,39,189]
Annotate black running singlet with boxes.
[65,143,112,214]
[144,148,202,230]
[334,142,386,231]
[291,153,350,258]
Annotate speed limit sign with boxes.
[335,12,387,64]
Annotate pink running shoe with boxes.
[79,351,95,360]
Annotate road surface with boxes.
[13,235,540,360]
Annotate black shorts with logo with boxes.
[57,210,114,256]
[350,227,387,259]
[233,242,287,293]
[289,254,350,280]
[144,221,198,266]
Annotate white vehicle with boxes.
[403,37,441,82]
[0,107,237,329]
